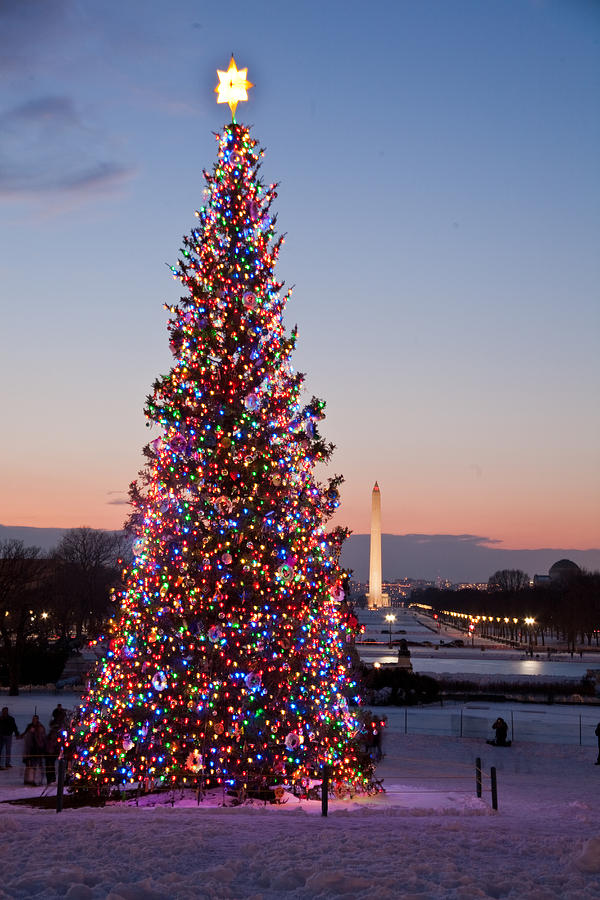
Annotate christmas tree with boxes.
[72,59,373,799]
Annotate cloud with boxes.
[406,534,502,547]
[0,95,134,197]
[106,492,130,507]
[7,96,77,125]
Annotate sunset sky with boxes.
[1,0,598,553]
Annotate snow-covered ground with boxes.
[2,693,600,896]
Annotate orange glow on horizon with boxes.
[2,474,598,552]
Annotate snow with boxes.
[2,693,600,896]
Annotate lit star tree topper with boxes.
[215,55,253,120]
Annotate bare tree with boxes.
[488,569,530,592]
[0,540,44,695]
[53,528,124,639]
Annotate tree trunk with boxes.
[8,648,20,696]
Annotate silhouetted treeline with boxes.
[413,569,600,650]
[0,528,127,693]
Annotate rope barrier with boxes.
[378,773,487,781]
[378,754,478,771]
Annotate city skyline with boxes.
[1,1,599,554]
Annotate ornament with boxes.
[244,393,260,411]
[285,732,300,751]
[122,736,134,752]
[185,750,203,773]
[214,722,225,735]
[274,760,286,775]
[152,671,168,692]
[245,672,261,691]
[329,586,345,603]
[170,434,187,453]
[249,200,259,222]
[132,537,145,557]
[276,563,293,584]
[208,625,224,643]
[217,497,233,513]
[242,291,257,310]
[222,552,233,565]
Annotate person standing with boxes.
[50,704,67,729]
[44,726,60,785]
[595,722,600,765]
[0,707,19,769]
[492,717,509,747]
[22,715,46,785]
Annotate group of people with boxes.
[0,704,67,786]
[365,715,387,761]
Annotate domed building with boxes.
[534,558,581,586]
[549,559,581,581]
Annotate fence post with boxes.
[404,708,408,735]
[475,757,482,798]
[321,765,330,817]
[511,710,514,742]
[460,709,463,738]
[491,766,498,811]
[579,715,582,746]
[56,757,66,814]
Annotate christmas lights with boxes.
[71,114,373,800]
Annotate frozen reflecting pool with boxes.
[356,608,600,678]
[414,656,592,678]
[358,647,596,677]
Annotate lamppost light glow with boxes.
[385,613,396,647]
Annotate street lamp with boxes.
[385,614,396,647]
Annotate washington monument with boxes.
[367,482,388,608]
